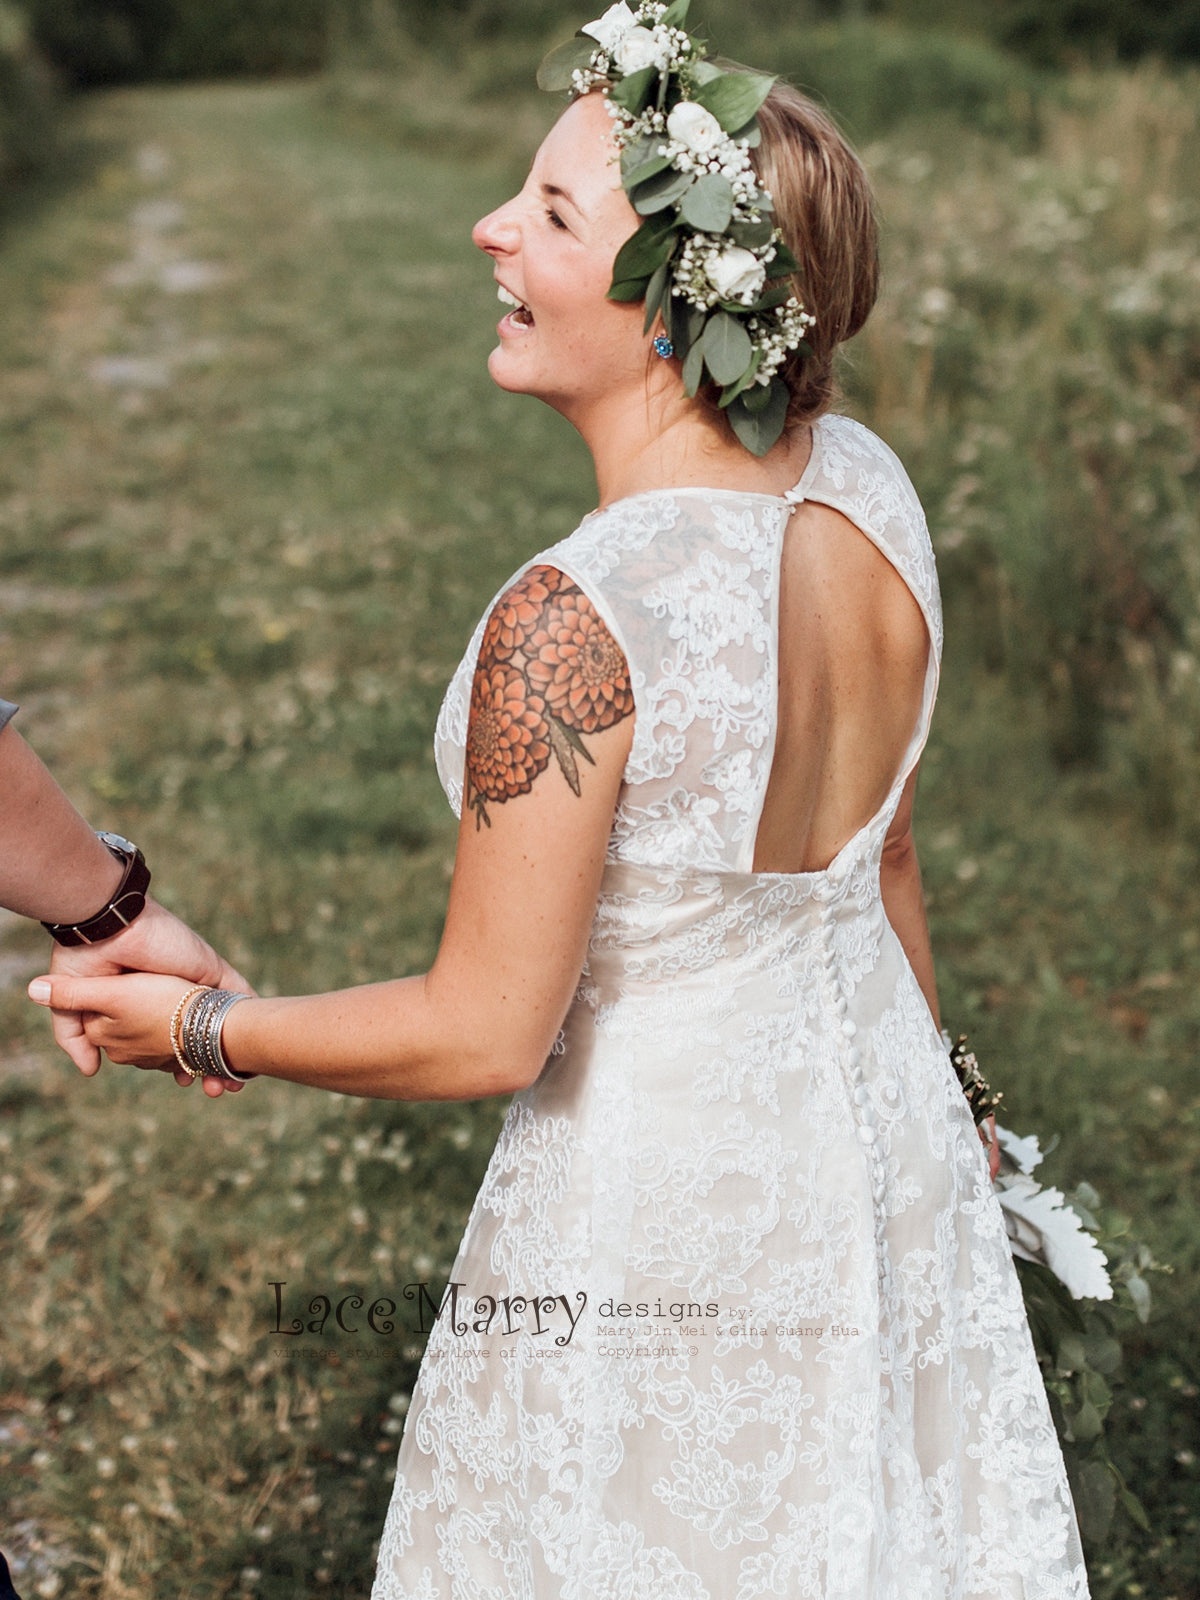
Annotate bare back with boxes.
[752,499,931,875]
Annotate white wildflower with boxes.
[667,101,725,156]
[613,25,668,74]
[707,245,766,302]
[581,2,638,53]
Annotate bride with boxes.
[32,5,1089,1595]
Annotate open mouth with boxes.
[498,285,534,326]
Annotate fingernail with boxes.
[28,979,52,1004]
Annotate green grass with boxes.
[0,64,1197,1599]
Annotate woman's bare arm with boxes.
[880,765,939,1028]
[29,568,635,1102]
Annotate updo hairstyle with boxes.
[752,84,879,429]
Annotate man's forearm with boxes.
[0,724,123,923]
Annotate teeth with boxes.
[497,285,523,308]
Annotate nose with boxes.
[472,198,520,257]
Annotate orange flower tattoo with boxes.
[465,566,634,828]
[527,592,636,734]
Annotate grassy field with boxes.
[0,57,1197,1600]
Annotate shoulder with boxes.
[465,564,634,829]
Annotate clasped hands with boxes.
[27,896,252,1098]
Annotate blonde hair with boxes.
[752,83,879,429]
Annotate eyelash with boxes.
[546,208,568,232]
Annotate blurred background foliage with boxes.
[1,2,1198,1597]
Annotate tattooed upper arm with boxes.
[465,566,634,829]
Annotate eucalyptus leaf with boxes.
[660,0,691,26]
[1081,1334,1122,1376]
[690,59,722,85]
[609,65,658,115]
[693,71,775,135]
[1071,1459,1116,1545]
[1118,1483,1151,1533]
[717,349,763,407]
[681,338,706,398]
[608,277,651,303]
[1124,1272,1152,1323]
[680,173,735,233]
[643,260,670,334]
[727,378,788,456]
[729,217,775,250]
[610,214,678,287]
[632,166,695,216]
[1070,1399,1103,1441]
[623,147,672,187]
[701,311,753,386]
[770,241,800,274]
[1057,1334,1088,1373]
[537,34,597,93]
[741,374,776,414]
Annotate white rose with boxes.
[706,245,766,302]
[667,101,725,156]
[613,26,667,74]
[581,3,638,55]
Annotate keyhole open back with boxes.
[750,496,932,876]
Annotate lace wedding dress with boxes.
[372,415,1090,1600]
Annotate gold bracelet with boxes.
[170,985,210,1077]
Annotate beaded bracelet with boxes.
[176,986,254,1082]
[170,985,209,1078]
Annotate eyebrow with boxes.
[541,182,585,217]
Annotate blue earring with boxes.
[653,335,674,359]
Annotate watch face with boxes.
[97,830,137,857]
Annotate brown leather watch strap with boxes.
[42,834,152,947]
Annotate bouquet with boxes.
[948,1035,1159,1546]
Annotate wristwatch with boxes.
[41,831,152,947]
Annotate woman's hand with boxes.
[46,897,253,1079]
[27,971,246,1097]
[982,1113,1001,1181]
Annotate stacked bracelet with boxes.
[173,986,254,1082]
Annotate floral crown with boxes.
[538,0,815,456]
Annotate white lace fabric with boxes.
[374,416,1090,1599]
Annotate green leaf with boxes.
[537,34,598,93]
[769,241,799,275]
[1124,1272,1152,1323]
[729,217,775,250]
[609,276,651,302]
[643,261,670,333]
[681,337,706,397]
[631,166,695,216]
[1071,1459,1116,1546]
[680,173,735,233]
[738,284,793,314]
[717,348,763,406]
[1118,1482,1151,1533]
[690,59,723,85]
[623,150,672,190]
[609,65,658,115]
[726,377,789,456]
[701,311,753,386]
[1070,1399,1103,1441]
[609,214,678,291]
[660,0,691,26]
[741,377,775,413]
[693,71,775,135]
